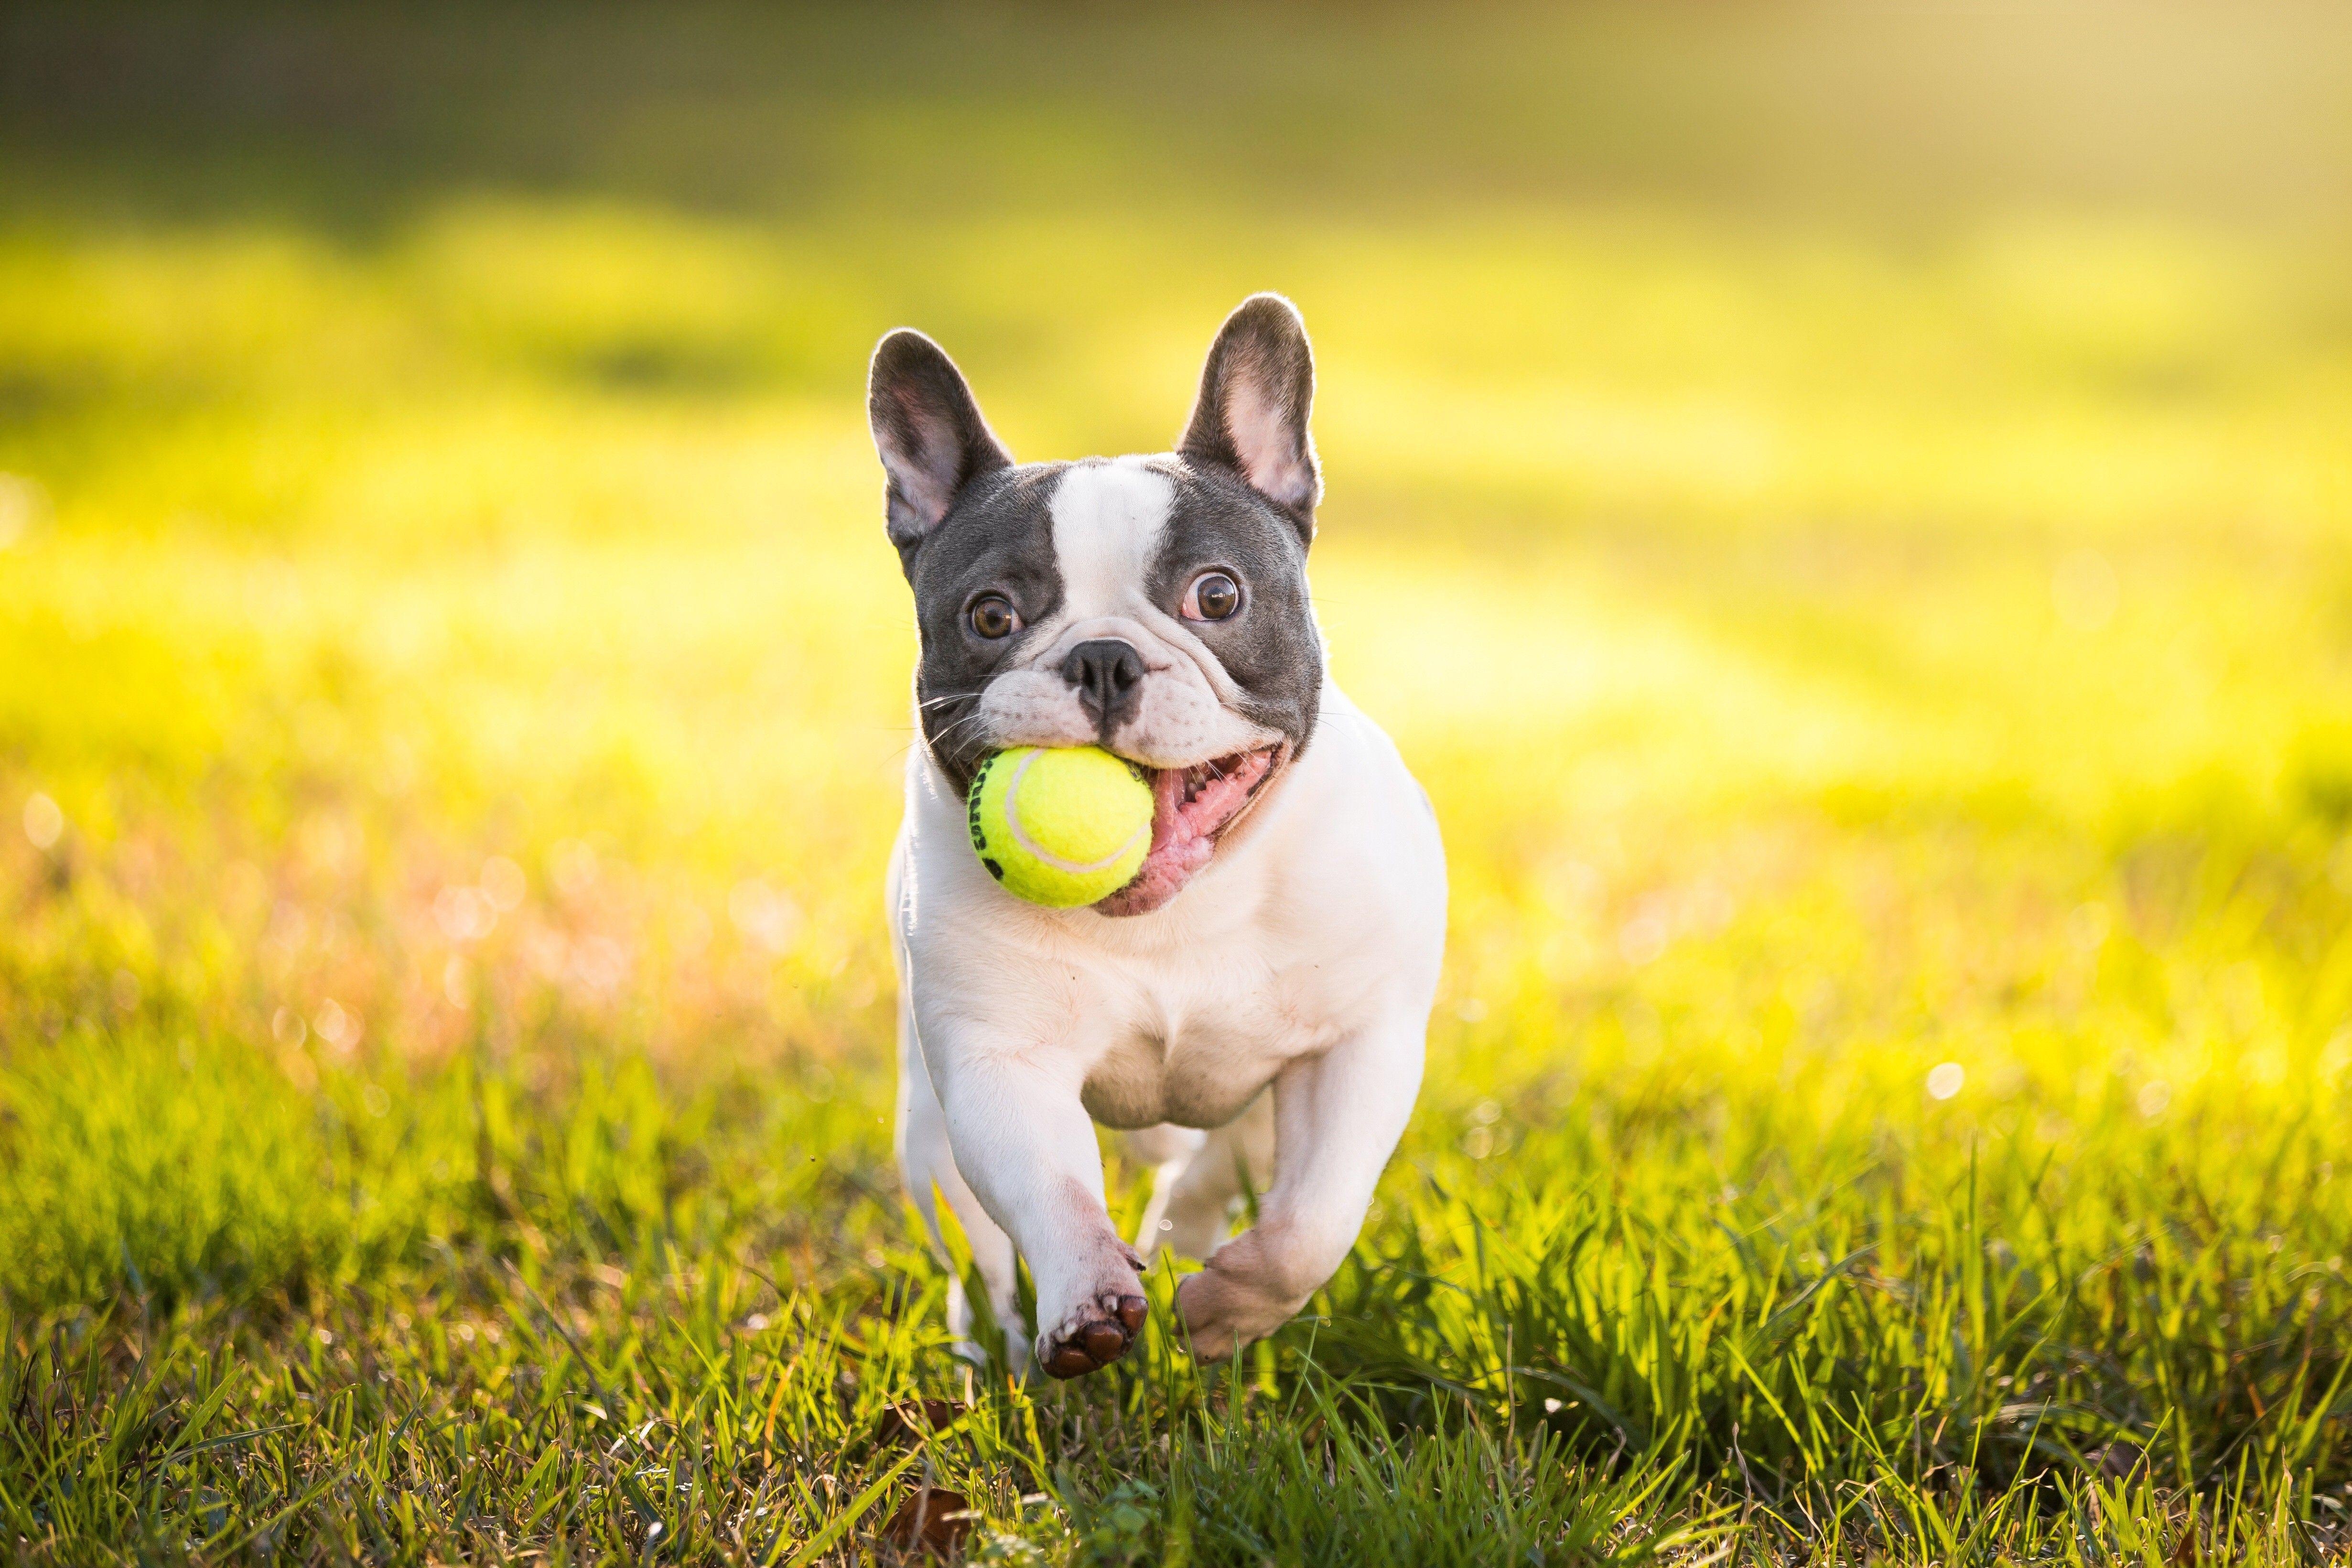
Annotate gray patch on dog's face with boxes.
[906,457,1320,792]
[906,463,1070,790]
[1146,460,1321,751]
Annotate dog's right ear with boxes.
[868,329,1013,565]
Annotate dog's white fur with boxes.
[890,457,1446,1370]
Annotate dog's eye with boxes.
[1182,571,1242,622]
[969,595,1020,639]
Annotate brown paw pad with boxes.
[1039,1294,1149,1380]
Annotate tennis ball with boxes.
[967,746,1154,908]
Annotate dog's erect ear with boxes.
[868,329,1014,560]
[1178,293,1320,535]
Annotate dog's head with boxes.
[868,295,1325,916]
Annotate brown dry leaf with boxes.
[882,1485,974,1558]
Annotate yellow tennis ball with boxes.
[967,746,1154,908]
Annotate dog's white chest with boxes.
[1073,951,1348,1130]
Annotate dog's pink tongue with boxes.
[1093,768,1214,916]
[1092,748,1277,918]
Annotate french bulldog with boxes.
[872,295,1446,1378]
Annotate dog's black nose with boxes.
[1062,639,1146,735]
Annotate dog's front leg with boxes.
[1176,1014,1424,1359]
[927,1036,1149,1379]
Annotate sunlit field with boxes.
[6,4,2352,1562]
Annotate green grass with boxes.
[5,1,2352,1561]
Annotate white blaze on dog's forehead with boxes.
[1048,459,1174,618]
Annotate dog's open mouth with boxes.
[1094,744,1285,917]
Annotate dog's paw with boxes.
[1036,1288,1149,1379]
[1175,1230,1316,1361]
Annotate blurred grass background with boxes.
[4,2,2352,1561]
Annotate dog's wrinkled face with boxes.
[870,295,1325,915]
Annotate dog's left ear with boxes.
[1179,293,1320,540]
